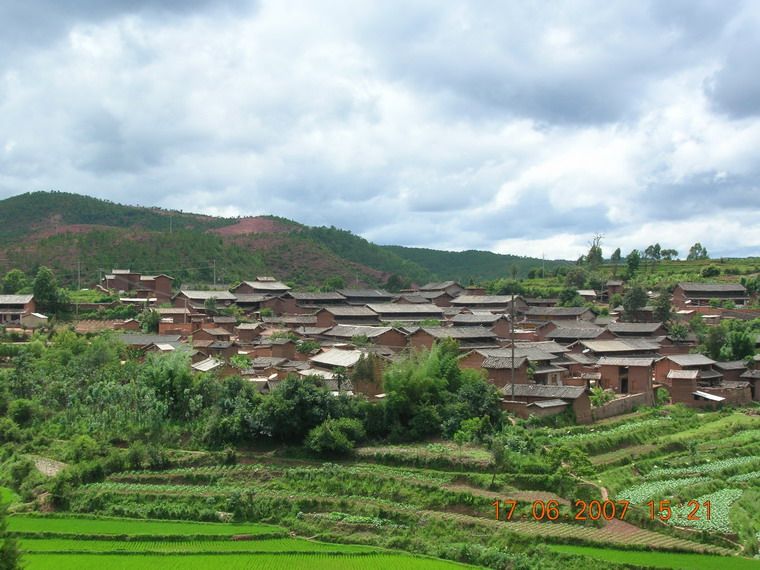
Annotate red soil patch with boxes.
[211,217,291,236]
[29,223,115,240]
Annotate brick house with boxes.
[597,356,654,396]
[500,384,592,424]
[366,303,444,323]
[451,313,511,337]
[315,306,380,328]
[231,277,291,296]
[672,282,749,309]
[0,294,35,324]
[323,324,408,348]
[408,326,498,350]
[451,295,528,314]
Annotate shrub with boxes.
[7,399,37,427]
[305,418,366,456]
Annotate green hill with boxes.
[0,191,555,288]
[384,245,567,281]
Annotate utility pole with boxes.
[542,252,545,278]
[76,260,81,318]
[213,259,216,287]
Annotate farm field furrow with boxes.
[21,553,478,570]
[549,544,760,570]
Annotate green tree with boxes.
[33,266,68,315]
[138,309,161,333]
[203,296,218,316]
[625,250,641,278]
[2,269,27,294]
[559,288,584,307]
[661,248,678,261]
[0,504,21,569]
[622,284,647,321]
[687,242,709,260]
[305,418,365,456]
[610,248,622,276]
[668,322,689,342]
[586,234,604,268]
[653,290,672,323]
[321,275,346,291]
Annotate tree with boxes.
[625,249,641,278]
[586,234,604,268]
[33,266,67,315]
[687,242,709,260]
[661,248,678,261]
[305,417,365,456]
[564,267,587,289]
[653,290,672,323]
[559,288,584,307]
[622,284,647,321]
[321,275,346,292]
[2,270,27,294]
[138,309,161,333]
[668,322,689,342]
[610,248,622,276]
[203,296,218,316]
[0,503,20,569]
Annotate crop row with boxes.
[22,553,468,570]
[668,489,744,534]
[645,456,760,479]
[616,477,710,504]
[20,537,378,554]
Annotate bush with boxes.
[305,418,366,456]
[7,399,37,427]
[0,419,20,444]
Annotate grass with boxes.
[0,486,20,504]
[8,515,283,537]
[22,553,475,570]
[549,544,760,570]
[19,537,380,553]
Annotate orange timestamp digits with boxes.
[647,499,711,521]
[491,499,631,521]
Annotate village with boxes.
[1,271,757,425]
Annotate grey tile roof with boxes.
[608,322,663,334]
[678,282,747,293]
[597,357,655,367]
[668,354,717,366]
[500,384,586,399]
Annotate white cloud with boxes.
[0,0,758,258]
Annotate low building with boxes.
[499,384,592,424]
[323,324,408,348]
[0,294,35,324]
[408,326,498,350]
[451,295,528,313]
[366,303,444,323]
[523,306,595,322]
[232,277,291,296]
[672,282,749,309]
[315,306,380,328]
[597,356,654,396]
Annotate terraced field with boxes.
[9,515,471,570]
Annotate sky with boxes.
[1,1,759,260]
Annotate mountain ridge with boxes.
[0,191,562,288]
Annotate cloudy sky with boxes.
[1,1,759,259]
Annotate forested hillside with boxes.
[0,192,552,287]
[384,245,567,281]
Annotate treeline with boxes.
[384,245,565,282]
